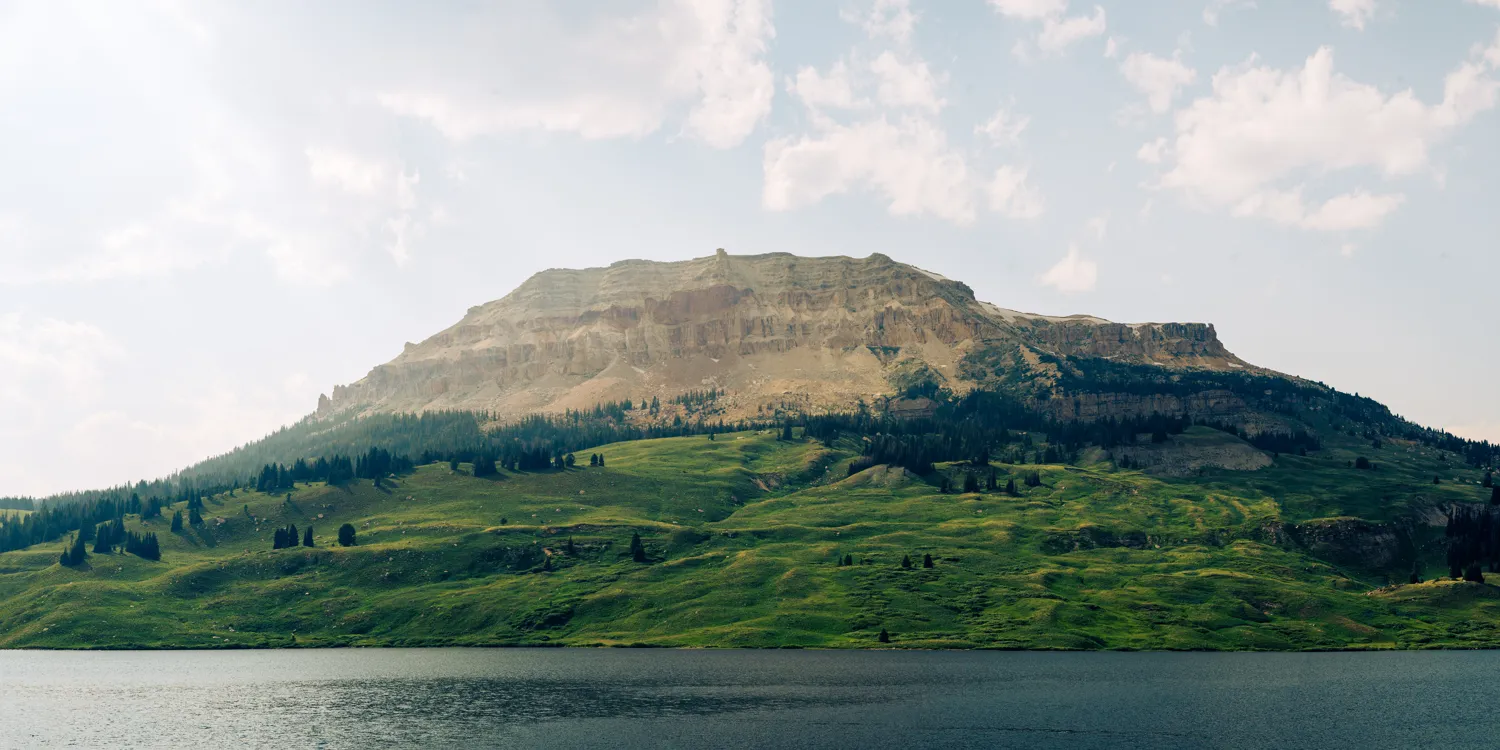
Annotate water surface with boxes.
[2,648,1494,749]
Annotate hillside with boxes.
[2,249,1497,651]
[2,428,1496,650]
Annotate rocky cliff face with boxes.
[319,250,1259,421]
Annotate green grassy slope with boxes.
[0,430,1495,650]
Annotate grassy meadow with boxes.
[0,429,1495,651]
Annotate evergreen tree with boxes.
[1465,564,1486,584]
[630,531,647,563]
[92,524,112,555]
[449,458,460,471]
[923,553,934,569]
[877,628,890,644]
[1492,486,1500,506]
[963,472,980,494]
[273,528,286,549]
[337,523,357,547]
[170,511,183,533]
[565,453,576,468]
[901,554,912,569]
[987,469,997,491]
[63,533,88,567]
[590,454,599,467]
[781,422,795,441]
[303,526,314,547]
[188,507,203,526]
[1484,471,1493,489]
[844,553,854,566]
[287,524,298,548]
[598,454,605,467]
[1004,479,1018,496]
[565,536,576,555]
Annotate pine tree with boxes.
[1492,486,1500,506]
[923,553,934,569]
[844,553,854,566]
[92,524,111,555]
[963,472,980,494]
[189,507,203,526]
[287,524,298,548]
[303,526,314,547]
[1465,564,1486,584]
[1005,479,1018,496]
[598,454,605,467]
[901,554,912,569]
[565,537,576,555]
[273,528,286,549]
[63,533,87,567]
[565,453,576,468]
[170,511,183,533]
[1484,471,1494,489]
[877,628,890,644]
[781,422,795,441]
[338,523,357,547]
[630,532,647,563]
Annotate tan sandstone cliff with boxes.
[318,250,1256,421]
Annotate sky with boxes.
[1,0,1498,497]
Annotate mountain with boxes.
[2,250,1497,652]
[318,250,1255,424]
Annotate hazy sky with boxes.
[2,0,1498,497]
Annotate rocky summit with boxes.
[320,250,1255,423]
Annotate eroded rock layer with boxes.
[320,250,1256,421]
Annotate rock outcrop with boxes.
[318,250,1259,421]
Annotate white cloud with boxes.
[763,3,1008,224]
[988,0,1069,21]
[990,1,1107,59]
[1203,0,1256,26]
[374,0,775,149]
[1037,7,1107,54]
[1329,0,1377,30]
[788,61,866,110]
[975,106,1031,146]
[764,116,975,224]
[305,147,424,266]
[1085,214,1109,240]
[1137,137,1169,164]
[1104,36,1120,58]
[1469,0,1500,8]
[1121,51,1197,113]
[1152,40,1500,229]
[870,51,947,112]
[0,314,123,410]
[843,0,918,45]
[987,166,1046,219]
[1039,245,1098,293]
[1232,188,1406,231]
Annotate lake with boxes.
[1,648,1495,749]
